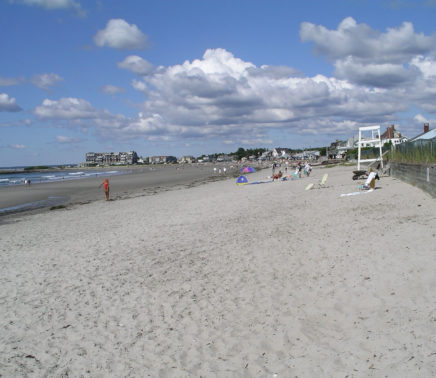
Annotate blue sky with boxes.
[1,0,436,166]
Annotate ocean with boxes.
[0,167,127,187]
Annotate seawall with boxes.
[390,162,436,198]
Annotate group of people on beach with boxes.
[272,161,312,181]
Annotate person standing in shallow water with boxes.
[99,178,110,201]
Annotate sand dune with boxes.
[1,165,435,376]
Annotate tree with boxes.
[235,147,246,160]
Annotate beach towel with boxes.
[340,189,374,197]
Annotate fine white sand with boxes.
[1,165,435,377]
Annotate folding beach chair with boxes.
[319,173,328,188]
[305,173,328,190]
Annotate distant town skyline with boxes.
[1,0,436,166]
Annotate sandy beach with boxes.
[0,165,435,377]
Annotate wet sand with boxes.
[0,164,238,217]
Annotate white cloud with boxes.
[410,55,436,78]
[118,55,153,75]
[300,17,435,64]
[94,19,148,50]
[34,97,100,119]
[31,45,436,145]
[101,85,125,95]
[131,79,148,93]
[56,135,81,143]
[31,73,63,90]
[125,48,403,140]
[300,17,436,88]
[11,0,85,16]
[0,93,22,112]
[334,57,418,87]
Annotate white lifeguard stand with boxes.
[357,125,383,170]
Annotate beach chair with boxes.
[318,173,328,188]
[305,173,328,190]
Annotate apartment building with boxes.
[85,151,138,165]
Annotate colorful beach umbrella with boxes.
[240,166,256,173]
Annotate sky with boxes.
[1,0,436,166]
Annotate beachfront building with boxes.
[216,154,232,162]
[292,150,320,160]
[199,155,217,163]
[347,125,407,149]
[179,155,196,163]
[273,148,292,159]
[150,156,178,164]
[409,123,436,142]
[258,151,273,161]
[85,151,138,166]
[381,125,408,146]
[326,140,348,159]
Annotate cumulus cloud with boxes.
[334,58,419,87]
[101,85,125,95]
[31,73,63,90]
[34,97,100,119]
[11,0,85,16]
[122,48,405,140]
[0,93,22,112]
[300,17,435,64]
[94,19,148,50]
[410,55,436,78]
[117,55,153,75]
[31,43,436,145]
[300,17,436,88]
[131,79,148,94]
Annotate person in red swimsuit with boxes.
[99,178,110,201]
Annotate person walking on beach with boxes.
[99,178,110,201]
[304,162,312,176]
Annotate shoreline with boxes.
[0,164,250,219]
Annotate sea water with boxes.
[0,168,130,215]
[0,168,126,187]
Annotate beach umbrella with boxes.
[236,175,248,185]
[240,166,256,173]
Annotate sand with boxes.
[0,165,435,377]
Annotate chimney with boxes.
[424,123,430,133]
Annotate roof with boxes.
[410,129,436,141]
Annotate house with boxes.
[216,154,231,162]
[179,155,196,163]
[326,140,347,159]
[381,125,408,146]
[409,123,436,142]
[273,148,292,159]
[291,150,320,160]
[150,155,178,164]
[258,151,273,161]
